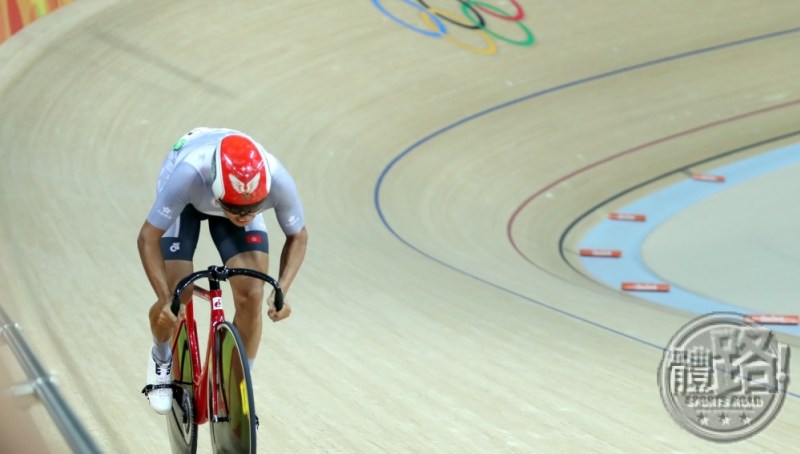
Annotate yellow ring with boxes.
[419,8,497,56]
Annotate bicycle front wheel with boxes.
[208,321,257,453]
[167,321,198,453]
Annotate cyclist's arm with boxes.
[138,164,196,302]
[137,220,171,303]
[270,166,307,295]
[277,226,308,295]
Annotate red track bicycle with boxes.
[163,265,283,453]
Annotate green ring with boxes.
[461,1,534,47]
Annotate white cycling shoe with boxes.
[143,349,173,415]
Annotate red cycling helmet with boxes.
[211,134,271,215]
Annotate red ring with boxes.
[472,0,524,21]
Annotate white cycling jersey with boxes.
[146,127,305,235]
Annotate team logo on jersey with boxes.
[229,174,261,201]
[171,138,186,151]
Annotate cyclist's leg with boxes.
[208,214,269,364]
[226,250,269,362]
[151,205,204,360]
[157,208,203,442]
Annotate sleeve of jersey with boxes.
[145,164,202,230]
[271,170,306,236]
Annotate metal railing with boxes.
[0,304,102,453]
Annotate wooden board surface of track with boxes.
[1,1,799,452]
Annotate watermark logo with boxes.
[658,312,790,442]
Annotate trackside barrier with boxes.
[0,304,102,453]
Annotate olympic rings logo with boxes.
[371,0,534,55]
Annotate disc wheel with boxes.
[208,321,257,453]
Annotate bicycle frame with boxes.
[170,266,283,427]
[172,283,222,425]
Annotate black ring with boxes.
[416,0,486,30]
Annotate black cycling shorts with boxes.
[160,205,269,264]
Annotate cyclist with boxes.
[138,127,307,414]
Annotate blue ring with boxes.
[372,0,447,38]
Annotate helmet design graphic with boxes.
[211,134,271,215]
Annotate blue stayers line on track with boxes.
[373,25,800,398]
[580,143,800,338]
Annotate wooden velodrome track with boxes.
[2,1,800,452]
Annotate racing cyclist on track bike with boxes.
[137,127,308,414]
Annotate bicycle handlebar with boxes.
[171,266,284,315]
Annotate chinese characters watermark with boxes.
[658,313,790,442]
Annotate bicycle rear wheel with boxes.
[208,321,257,453]
[167,322,198,453]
